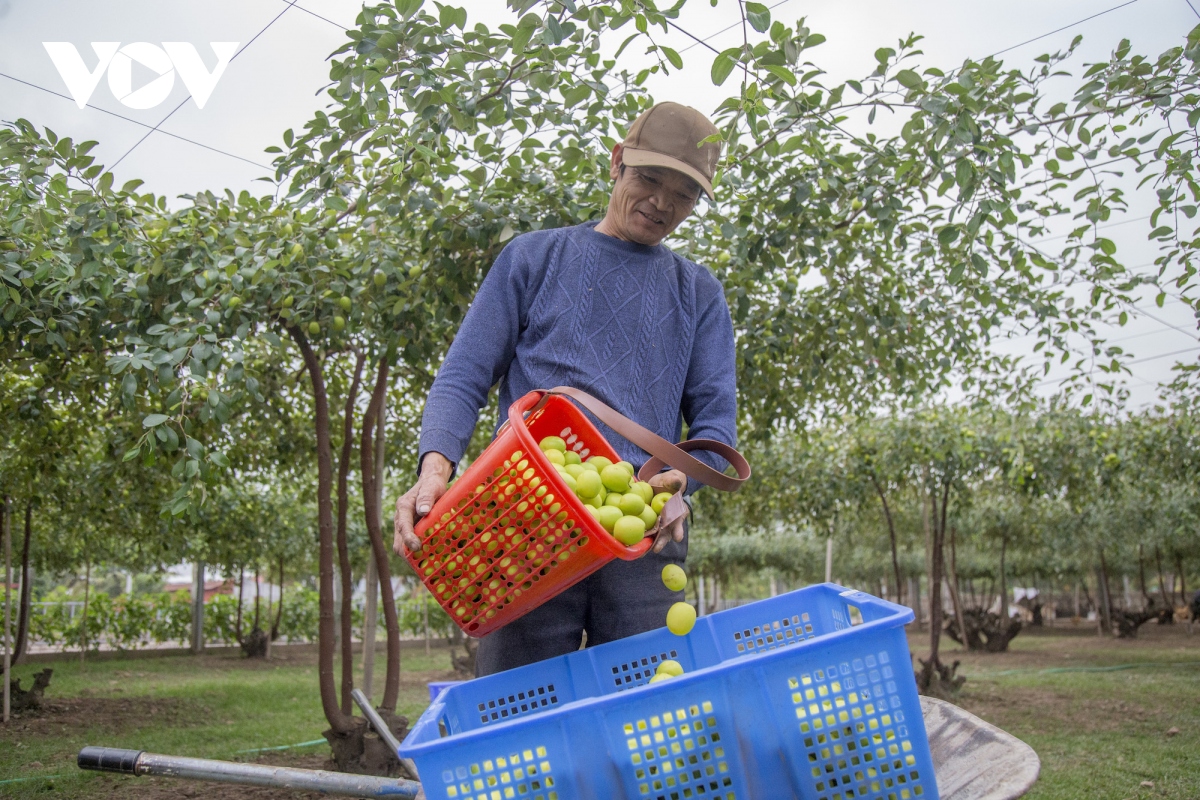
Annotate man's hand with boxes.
[393,452,454,555]
[647,469,688,554]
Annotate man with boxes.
[393,101,737,676]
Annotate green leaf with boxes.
[895,69,923,89]
[711,50,739,86]
[143,414,169,428]
[661,46,683,70]
[948,263,966,284]
[745,2,771,33]
[209,451,231,468]
[765,66,797,86]
[545,15,565,44]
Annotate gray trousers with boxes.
[475,527,687,676]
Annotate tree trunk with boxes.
[80,557,91,664]
[289,325,355,735]
[13,499,33,664]
[1097,550,1114,635]
[870,474,904,606]
[4,492,10,723]
[254,568,262,631]
[360,357,402,713]
[336,349,365,717]
[928,487,944,665]
[235,566,245,645]
[1138,544,1152,609]
[998,534,1008,621]
[916,479,963,696]
[947,524,967,650]
[271,555,285,641]
[1175,551,1187,608]
[1155,546,1172,611]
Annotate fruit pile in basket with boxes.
[537,435,673,546]
[540,435,700,669]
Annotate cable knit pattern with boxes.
[418,221,737,492]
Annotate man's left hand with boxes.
[646,469,688,554]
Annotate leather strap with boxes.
[546,386,751,493]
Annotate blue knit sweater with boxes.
[418,221,738,492]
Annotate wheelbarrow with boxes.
[77,688,1039,799]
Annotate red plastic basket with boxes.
[406,390,655,637]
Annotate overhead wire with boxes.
[676,0,795,54]
[0,70,272,170]
[986,0,1146,59]
[109,0,303,170]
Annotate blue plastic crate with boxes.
[429,681,465,703]
[401,584,937,800]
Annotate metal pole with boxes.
[191,561,205,654]
[77,747,422,798]
[696,574,706,617]
[352,689,421,782]
[4,494,11,723]
[825,538,833,583]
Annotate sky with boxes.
[1,0,1197,409]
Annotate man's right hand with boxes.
[393,452,454,555]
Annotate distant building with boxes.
[162,578,234,602]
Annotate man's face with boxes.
[603,145,702,246]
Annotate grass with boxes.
[1,625,1197,799]
[910,624,1200,800]
[0,646,457,798]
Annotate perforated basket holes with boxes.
[732,612,815,655]
[415,450,595,632]
[606,649,681,691]
[620,700,737,800]
[475,683,560,726]
[441,745,559,800]
[554,425,592,461]
[786,650,930,800]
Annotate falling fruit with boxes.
[661,564,687,592]
[656,659,684,677]
[666,602,696,636]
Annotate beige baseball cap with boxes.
[621,102,722,201]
